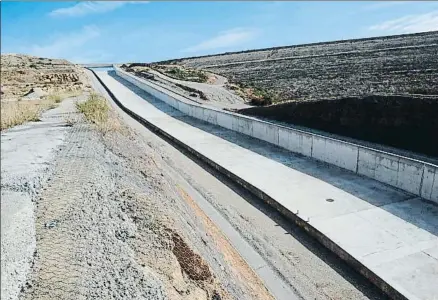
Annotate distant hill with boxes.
[157,31,438,102]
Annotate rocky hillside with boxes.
[1,54,90,101]
[160,31,438,103]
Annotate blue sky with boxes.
[1,1,437,63]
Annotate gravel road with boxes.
[94,69,388,300]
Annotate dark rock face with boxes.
[238,95,438,157]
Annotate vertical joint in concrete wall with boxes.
[310,136,314,158]
[430,170,437,201]
[419,164,426,196]
[355,147,360,174]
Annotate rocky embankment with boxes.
[1,54,90,101]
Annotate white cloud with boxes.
[183,28,258,53]
[369,11,438,34]
[49,1,147,17]
[360,1,410,12]
[26,25,101,62]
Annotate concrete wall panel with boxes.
[432,177,438,203]
[161,92,178,108]
[187,105,195,117]
[358,148,378,179]
[192,106,204,120]
[232,116,253,136]
[253,121,279,145]
[312,137,358,172]
[178,102,190,115]
[216,112,234,130]
[421,166,437,203]
[168,97,179,109]
[374,153,400,188]
[396,158,424,195]
[203,109,218,125]
[278,128,312,156]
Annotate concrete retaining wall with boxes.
[114,66,438,204]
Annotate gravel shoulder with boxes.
[4,76,272,299]
[1,96,80,300]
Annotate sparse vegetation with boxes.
[51,89,82,102]
[1,89,83,130]
[76,93,121,133]
[76,93,109,124]
[228,82,279,106]
[147,64,209,83]
[174,83,208,100]
[2,100,51,130]
[46,93,62,103]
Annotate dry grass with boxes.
[1,100,54,130]
[76,93,121,133]
[46,89,82,103]
[1,89,83,130]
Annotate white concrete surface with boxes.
[114,67,438,204]
[253,121,279,145]
[312,136,359,172]
[278,127,312,157]
[98,70,438,300]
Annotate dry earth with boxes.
[19,103,270,300]
[1,54,91,102]
[121,64,248,110]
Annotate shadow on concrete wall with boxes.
[237,96,438,157]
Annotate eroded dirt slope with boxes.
[1,54,90,101]
[16,94,272,300]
